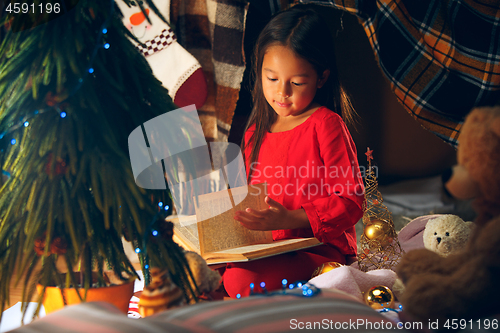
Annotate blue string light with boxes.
[281,279,288,290]
[10,139,16,145]
[236,294,241,299]
[0,0,115,151]
[164,205,169,211]
[144,264,149,269]
[158,202,163,207]
[237,280,320,299]
[140,210,175,286]
[60,112,67,118]
[135,248,141,253]
[377,304,403,314]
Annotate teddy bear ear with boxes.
[445,165,481,200]
[492,116,500,138]
[465,221,475,231]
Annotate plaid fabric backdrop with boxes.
[302,0,500,147]
[170,0,248,143]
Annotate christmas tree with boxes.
[0,0,197,320]
[358,148,404,272]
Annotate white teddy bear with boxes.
[423,214,474,257]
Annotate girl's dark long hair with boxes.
[241,5,355,180]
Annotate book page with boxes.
[196,182,273,254]
[213,238,320,255]
[203,238,321,265]
[169,216,200,252]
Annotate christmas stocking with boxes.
[117,0,207,110]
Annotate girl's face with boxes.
[261,45,328,119]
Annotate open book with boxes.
[170,182,321,265]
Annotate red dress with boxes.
[222,107,364,297]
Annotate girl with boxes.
[224,5,364,298]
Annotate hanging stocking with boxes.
[117,0,207,110]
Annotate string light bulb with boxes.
[281,279,288,290]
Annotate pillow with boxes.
[10,289,403,332]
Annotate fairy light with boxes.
[152,230,158,236]
[378,304,403,314]
[158,202,163,207]
[135,248,141,253]
[241,280,319,298]
[281,279,288,290]
[0,0,115,175]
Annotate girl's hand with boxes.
[233,196,309,231]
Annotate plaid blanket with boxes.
[170,0,248,142]
[301,0,500,146]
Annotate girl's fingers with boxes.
[235,213,266,230]
[265,196,281,212]
[245,208,270,218]
[234,210,264,223]
[239,221,264,230]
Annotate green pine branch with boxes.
[0,0,198,321]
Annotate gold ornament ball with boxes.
[364,220,391,247]
[364,286,395,310]
[311,261,343,279]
